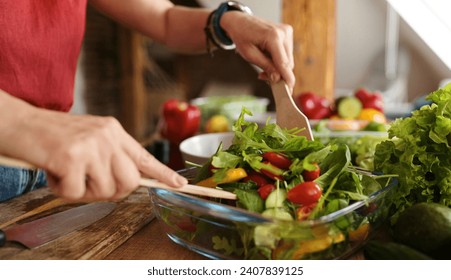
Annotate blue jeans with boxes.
[0,166,47,202]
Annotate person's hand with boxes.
[6,107,187,202]
[221,11,295,90]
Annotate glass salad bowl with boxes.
[149,167,396,260]
[150,109,397,260]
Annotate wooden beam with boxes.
[118,28,148,141]
[282,0,336,100]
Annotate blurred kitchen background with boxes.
[71,0,451,143]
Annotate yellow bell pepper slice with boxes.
[197,168,247,188]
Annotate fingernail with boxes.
[270,72,280,83]
[176,176,188,186]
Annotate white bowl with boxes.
[179,132,234,165]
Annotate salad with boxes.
[156,108,397,259]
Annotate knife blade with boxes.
[0,201,116,248]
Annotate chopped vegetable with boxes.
[287,181,322,205]
[336,96,362,119]
[257,183,275,200]
[197,168,248,188]
[242,171,269,187]
[262,152,292,169]
[302,163,321,181]
[265,188,287,208]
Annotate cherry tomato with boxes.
[296,203,317,221]
[261,169,284,181]
[302,163,321,181]
[243,171,269,187]
[175,218,197,232]
[257,184,276,200]
[262,152,292,169]
[208,164,218,175]
[287,182,322,205]
[256,161,285,181]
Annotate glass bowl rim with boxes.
[149,169,396,226]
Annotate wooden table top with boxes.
[0,186,206,260]
[105,217,206,260]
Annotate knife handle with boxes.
[0,229,6,247]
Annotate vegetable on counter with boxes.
[374,83,451,222]
[391,202,451,259]
[334,88,385,122]
[294,92,333,120]
[336,96,362,119]
[363,240,432,260]
[295,87,387,127]
[160,98,201,144]
[205,114,230,133]
[354,88,384,113]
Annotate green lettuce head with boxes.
[374,83,451,222]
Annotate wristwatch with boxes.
[205,1,253,52]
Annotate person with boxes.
[0,0,295,203]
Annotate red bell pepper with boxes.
[294,92,333,120]
[354,88,384,113]
[160,99,201,144]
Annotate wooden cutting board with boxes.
[0,186,153,260]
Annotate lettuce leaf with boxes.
[374,84,451,222]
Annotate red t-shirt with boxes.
[0,0,87,112]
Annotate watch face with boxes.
[226,2,253,15]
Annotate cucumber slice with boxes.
[262,208,293,221]
[337,96,362,119]
[265,189,287,209]
[253,224,280,248]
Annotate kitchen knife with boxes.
[0,201,116,248]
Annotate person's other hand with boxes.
[11,109,187,201]
[221,11,295,90]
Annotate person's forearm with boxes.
[0,89,38,156]
[89,0,210,53]
[163,7,211,53]
[89,0,295,88]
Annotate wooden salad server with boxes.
[271,80,314,140]
[0,155,237,200]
